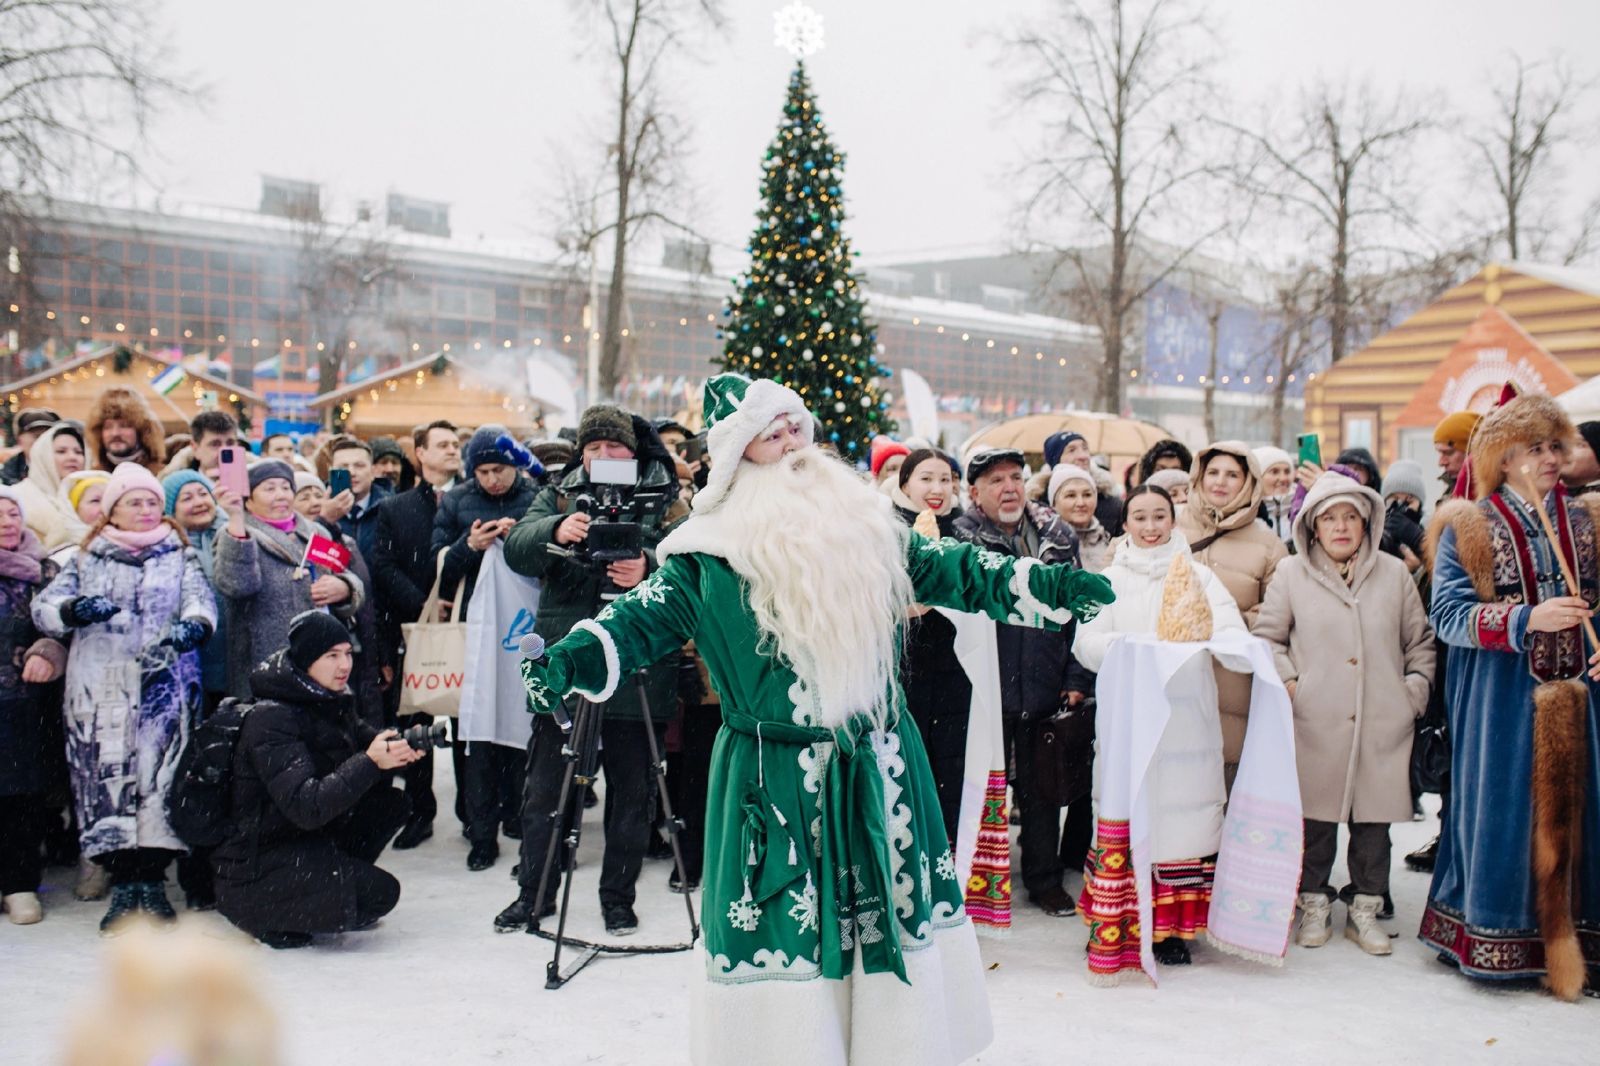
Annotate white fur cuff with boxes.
[1010,557,1072,627]
[570,618,621,703]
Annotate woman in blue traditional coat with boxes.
[1423,392,1600,1000]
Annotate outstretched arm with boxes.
[523,553,704,712]
[904,531,1113,629]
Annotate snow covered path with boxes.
[3,775,1589,1064]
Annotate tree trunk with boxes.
[1329,204,1351,363]
[1203,307,1222,441]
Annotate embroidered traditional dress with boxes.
[1422,484,1600,988]
[523,531,1107,1065]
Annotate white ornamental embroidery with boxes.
[920,854,932,901]
[935,851,956,881]
[857,910,885,944]
[595,603,618,623]
[976,548,1007,571]
[727,897,762,933]
[787,873,819,933]
[632,574,672,607]
[838,916,855,950]
[809,816,822,858]
[919,537,953,556]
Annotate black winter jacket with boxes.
[953,501,1092,719]
[369,481,447,666]
[430,476,540,622]
[212,652,384,933]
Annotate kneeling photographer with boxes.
[213,611,422,948]
[496,404,678,938]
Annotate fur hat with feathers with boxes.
[1468,392,1574,500]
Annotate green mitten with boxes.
[1060,568,1115,623]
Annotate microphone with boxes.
[518,633,570,732]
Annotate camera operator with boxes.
[212,612,419,949]
[494,404,679,937]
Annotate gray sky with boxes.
[143,0,1599,266]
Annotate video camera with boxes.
[548,456,671,600]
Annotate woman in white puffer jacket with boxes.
[1072,483,1246,966]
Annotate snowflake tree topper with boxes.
[773,2,825,58]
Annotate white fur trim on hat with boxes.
[693,379,813,514]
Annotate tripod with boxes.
[528,673,701,989]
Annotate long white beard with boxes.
[717,446,915,729]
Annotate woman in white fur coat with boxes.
[1072,483,1246,967]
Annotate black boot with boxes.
[99,884,140,936]
[1405,836,1439,872]
[392,817,434,850]
[137,881,177,923]
[259,931,314,950]
[494,892,554,933]
[467,841,499,871]
[1152,938,1192,966]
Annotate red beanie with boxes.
[869,438,910,478]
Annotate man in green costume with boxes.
[521,374,1113,1065]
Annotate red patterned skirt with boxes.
[964,770,1013,933]
[1079,818,1215,984]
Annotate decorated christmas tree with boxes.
[717,50,894,460]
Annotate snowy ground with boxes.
[3,773,1591,1065]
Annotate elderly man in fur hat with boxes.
[519,374,1113,1065]
[1423,391,1600,1001]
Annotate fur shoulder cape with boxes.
[1425,493,1600,601]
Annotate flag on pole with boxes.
[151,364,187,396]
[302,532,351,573]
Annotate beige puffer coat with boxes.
[1176,441,1288,765]
[1251,473,1435,824]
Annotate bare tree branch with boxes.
[999,0,1228,411]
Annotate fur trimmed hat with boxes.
[1467,392,1573,500]
[85,386,165,471]
[693,373,812,514]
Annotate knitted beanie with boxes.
[61,470,109,515]
[287,610,353,672]
[1047,462,1097,506]
[101,462,165,516]
[869,438,910,478]
[1380,459,1428,503]
[576,404,637,453]
[1043,431,1087,468]
[1579,421,1600,460]
[247,459,296,493]
[162,470,215,516]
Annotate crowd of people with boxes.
[0,377,1595,1022]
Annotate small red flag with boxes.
[305,532,351,573]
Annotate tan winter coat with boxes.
[1176,441,1288,764]
[1252,473,1435,824]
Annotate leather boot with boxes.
[1345,894,1392,955]
[1296,892,1332,948]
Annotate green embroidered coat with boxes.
[524,530,1108,988]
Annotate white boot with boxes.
[1296,892,1332,947]
[1345,893,1392,955]
[2,892,43,925]
[74,857,110,902]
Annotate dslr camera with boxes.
[548,456,670,600]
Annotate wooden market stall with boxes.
[308,350,562,438]
[1306,262,1600,466]
[3,346,268,434]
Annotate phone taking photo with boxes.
[1296,432,1322,469]
[328,468,352,497]
[217,446,249,498]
